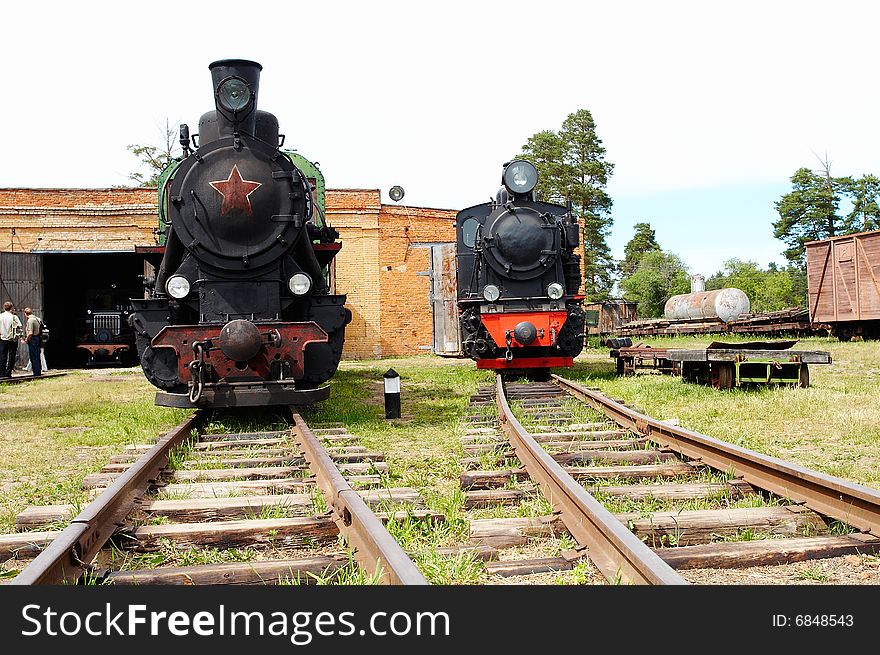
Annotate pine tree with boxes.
[620,222,660,277]
[521,109,615,300]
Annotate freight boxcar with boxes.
[806,230,880,340]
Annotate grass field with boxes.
[567,336,880,488]
[1,335,878,540]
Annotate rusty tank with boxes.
[664,288,750,323]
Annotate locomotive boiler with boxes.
[456,160,585,377]
[130,59,350,408]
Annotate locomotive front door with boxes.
[430,243,461,356]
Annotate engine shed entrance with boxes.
[0,251,148,369]
[41,252,146,367]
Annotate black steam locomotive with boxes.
[130,59,350,408]
[456,160,585,377]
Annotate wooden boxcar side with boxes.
[806,230,880,338]
[585,299,638,335]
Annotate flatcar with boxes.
[455,160,585,378]
[130,59,350,408]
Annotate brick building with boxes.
[325,190,458,357]
[0,188,456,363]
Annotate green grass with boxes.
[107,538,257,572]
[792,564,831,582]
[301,359,490,528]
[0,368,189,532]
[564,337,880,488]
[280,552,384,585]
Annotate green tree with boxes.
[705,258,802,312]
[520,109,615,300]
[619,250,690,318]
[127,119,180,187]
[773,159,860,268]
[840,173,880,232]
[620,222,660,277]
[520,130,567,204]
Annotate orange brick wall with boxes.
[325,190,382,358]
[0,188,158,252]
[377,205,456,356]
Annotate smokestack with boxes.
[209,59,262,136]
[691,274,705,293]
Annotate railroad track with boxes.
[6,374,880,586]
[3,411,427,585]
[0,371,67,385]
[459,373,880,584]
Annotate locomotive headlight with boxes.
[482,284,501,302]
[289,273,312,296]
[217,77,252,112]
[502,160,538,195]
[166,275,191,299]
[547,283,565,300]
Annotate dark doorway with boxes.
[42,253,145,368]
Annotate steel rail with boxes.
[553,374,880,538]
[11,412,202,585]
[495,375,687,585]
[290,412,428,585]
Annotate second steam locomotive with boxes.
[130,59,350,408]
[456,160,585,376]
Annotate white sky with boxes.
[3,0,879,277]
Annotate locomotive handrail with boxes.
[495,375,687,585]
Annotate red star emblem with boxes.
[209,165,262,217]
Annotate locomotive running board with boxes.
[156,381,330,408]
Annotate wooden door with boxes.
[430,244,461,356]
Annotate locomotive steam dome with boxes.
[485,206,559,280]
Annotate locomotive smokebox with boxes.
[209,59,262,135]
[219,319,263,362]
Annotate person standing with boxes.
[0,301,22,378]
[22,307,42,377]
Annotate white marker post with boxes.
[383,368,401,419]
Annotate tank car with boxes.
[664,288,751,323]
[130,59,350,408]
[456,160,585,378]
